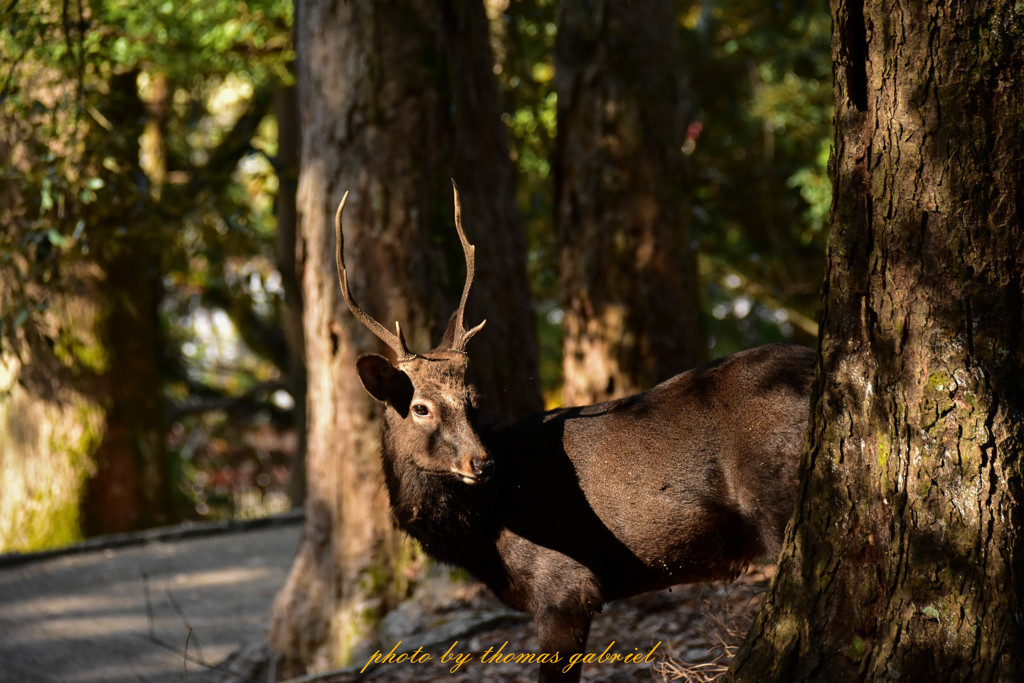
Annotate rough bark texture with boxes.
[727,1,1024,680]
[267,0,541,674]
[555,0,703,406]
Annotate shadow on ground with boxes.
[0,515,302,683]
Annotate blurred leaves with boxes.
[1,0,294,531]
[681,0,832,354]
[2,0,292,356]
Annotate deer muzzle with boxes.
[454,451,493,485]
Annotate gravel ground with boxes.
[298,565,771,683]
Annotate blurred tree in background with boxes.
[493,0,831,402]
[554,0,703,405]
[1,0,293,551]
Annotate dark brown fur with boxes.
[357,342,814,682]
[336,186,814,682]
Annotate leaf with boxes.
[46,229,68,247]
[40,185,53,212]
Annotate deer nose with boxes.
[471,455,493,478]
[455,450,493,484]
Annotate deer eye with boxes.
[412,403,431,418]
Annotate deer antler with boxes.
[446,180,487,352]
[335,192,415,361]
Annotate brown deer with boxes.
[334,183,814,683]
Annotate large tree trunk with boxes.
[727,1,1024,680]
[554,0,703,406]
[267,0,541,674]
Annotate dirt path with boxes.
[0,517,301,683]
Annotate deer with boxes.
[333,182,815,683]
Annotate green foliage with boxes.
[2,0,292,356]
[1,0,294,544]
[82,0,292,80]
[681,0,832,354]
[494,0,561,400]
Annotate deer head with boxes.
[335,181,493,484]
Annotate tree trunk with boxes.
[267,0,540,674]
[0,293,105,552]
[84,238,171,534]
[274,80,308,508]
[554,0,703,406]
[727,1,1024,680]
[83,70,172,534]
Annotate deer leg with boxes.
[535,605,593,683]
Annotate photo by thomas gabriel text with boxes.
[361,639,663,675]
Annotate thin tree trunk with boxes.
[84,240,170,533]
[727,1,1024,680]
[274,80,307,508]
[83,70,172,534]
[555,0,703,406]
[268,0,540,674]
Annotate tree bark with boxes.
[554,0,703,405]
[267,0,540,674]
[727,1,1024,680]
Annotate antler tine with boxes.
[335,192,414,360]
[449,180,487,351]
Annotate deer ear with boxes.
[355,353,414,416]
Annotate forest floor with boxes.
[0,516,769,683]
[288,564,772,683]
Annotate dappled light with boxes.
[1,0,299,551]
[0,523,299,681]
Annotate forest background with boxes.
[0,0,831,553]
